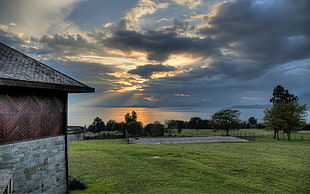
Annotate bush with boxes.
[124,121,144,137]
[84,131,124,140]
[302,123,310,130]
[69,176,87,191]
[144,122,165,137]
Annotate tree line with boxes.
[85,112,263,136]
[85,85,308,141]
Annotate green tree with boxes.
[87,117,105,133]
[165,120,184,134]
[124,121,144,137]
[248,117,257,128]
[211,109,241,136]
[144,121,165,137]
[263,102,307,140]
[106,120,121,131]
[125,111,137,123]
[165,120,176,136]
[270,85,298,104]
[123,111,143,136]
[176,120,184,134]
[266,85,306,140]
[189,117,203,130]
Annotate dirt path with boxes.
[130,136,248,144]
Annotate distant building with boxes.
[0,42,94,193]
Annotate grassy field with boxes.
[69,130,310,193]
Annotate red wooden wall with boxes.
[0,87,67,144]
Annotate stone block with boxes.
[0,136,67,193]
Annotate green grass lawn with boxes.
[69,130,310,194]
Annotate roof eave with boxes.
[0,78,95,93]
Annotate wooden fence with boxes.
[279,132,310,141]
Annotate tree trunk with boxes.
[226,129,229,136]
[274,130,279,140]
[287,130,291,141]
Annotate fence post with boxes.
[125,129,129,144]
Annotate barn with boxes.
[0,42,94,193]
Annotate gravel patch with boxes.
[130,136,248,144]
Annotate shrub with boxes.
[144,122,165,137]
[69,176,87,191]
[302,123,310,130]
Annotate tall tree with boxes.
[265,85,307,140]
[106,120,121,131]
[270,85,298,104]
[248,117,257,128]
[125,111,137,123]
[124,111,143,136]
[87,117,105,133]
[124,121,144,137]
[144,121,165,137]
[264,102,307,140]
[211,109,241,136]
[189,117,203,130]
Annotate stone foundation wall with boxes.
[0,136,67,193]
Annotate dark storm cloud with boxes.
[46,60,119,92]
[101,0,310,80]
[199,0,310,78]
[31,33,100,56]
[140,59,310,107]
[49,60,116,79]
[128,64,176,78]
[103,29,218,62]
[1,0,309,108]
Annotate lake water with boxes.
[68,106,310,126]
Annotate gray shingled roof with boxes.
[0,42,94,93]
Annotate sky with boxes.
[0,0,309,108]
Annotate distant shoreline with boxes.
[93,104,272,109]
[231,105,271,109]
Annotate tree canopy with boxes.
[87,117,105,133]
[125,111,137,123]
[124,111,143,136]
[211,109,241,136]
[264,85,307,140]
[264,102,307,140]
[270,85,298,104]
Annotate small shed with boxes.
[0,42,94,193]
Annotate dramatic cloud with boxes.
[119,0,169,30]
[143,96,160,102]
[128,64,176,78]
[169,0,203,9]
[31,33,99,57]
[0,0,84,36]
[0,0,309,110]
[103,29,218,62]
[175,94,191,97]
[0,25,27,47]
[199,0,310,78]
[46,60,117,82]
